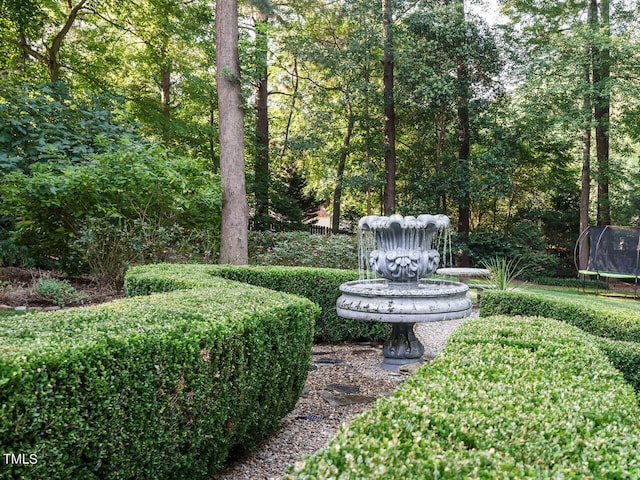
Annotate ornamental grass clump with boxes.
[481,256,526,290]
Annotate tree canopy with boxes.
[1,0,639,276]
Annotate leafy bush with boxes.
[286,316,640,479]
[248,231,358,270]
[33,277,83,306]
[0,275,317,479]
[0,81,143,174]
[1,142,222,283]
[480,289,640,390]
[125,263,389,343]
[516,251,561,281]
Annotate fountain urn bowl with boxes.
[337,214,472,370]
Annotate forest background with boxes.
[1,0,640,287]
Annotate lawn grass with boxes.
[522,284,640,314]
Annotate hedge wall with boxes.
[0,277,317,479]
[285,317,640,479]
[480,289,640,391]
[125,263,389,343]
[480,290,640,342]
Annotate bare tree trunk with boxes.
[216,0,249,264]
[332,108,355,233]
[279,59,299,162]
[382,0,396,215]
[253,13,270,230]
[580,3,595,270]
[455,0,471,267]
[364,67,373,215]
[160,63,171,143]
[435,111,448,213]
[594,0,611,226]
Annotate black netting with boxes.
[581,226,640,276]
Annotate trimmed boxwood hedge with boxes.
[480,289,640,390]
[125,263,389,343]
[480,289,640,342]
[285,317,640,479]
[0,276,317,479]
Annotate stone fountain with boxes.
[336,214,472,370]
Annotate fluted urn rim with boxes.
[358,213,449,231]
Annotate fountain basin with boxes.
[337,278,472,370]
[337,278,472,323]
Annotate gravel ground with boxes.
[212,308,478,480]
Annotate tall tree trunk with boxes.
[455,0,471,267]
[160,62,171,143]
[279,59,299,162]
[364,67,373,215]
[382,0,396,215]
[216,0,249,264]
[253,13,270,230]
[580,2,595,270]
[580,87,592,269]
[332,108,355,233]
[594,0,611,226]
[435,111,448,213]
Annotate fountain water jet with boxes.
[337,214,472,370]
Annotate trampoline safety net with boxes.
[574,226,640,278]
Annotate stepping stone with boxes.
[314,357,343,365]
[295,414,324,422]
[398,363,422,375]
[351,349,376,355]
[326,383,360,394]
[319,391,376,407]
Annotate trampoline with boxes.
[574,225,640,296]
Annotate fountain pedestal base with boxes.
[381,323,424,370]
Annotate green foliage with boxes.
[286,316,640,479]
[529,276,607,290]
[248,231,358,270]
[1,142,221,282]
[0,81,143,173]
[33,277,83,307]
[480,290,640,343]
[125,263,389,343]
[480,289,640,390]
[0,275,317,479]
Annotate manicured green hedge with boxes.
[286,317,640,479]
[0,277,317,479]
[480,289,640,390]
[480,289,640,342]
[125,263,389,343]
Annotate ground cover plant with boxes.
[285,316,640,479]
[0,274,317,479]
[125,263,389,343]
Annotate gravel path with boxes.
[212,309,478,480]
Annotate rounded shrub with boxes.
[285,317,640,479]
